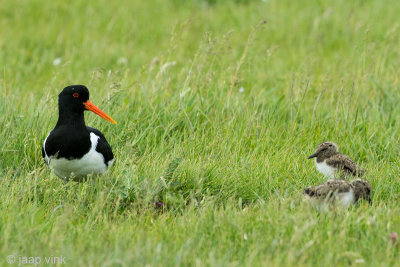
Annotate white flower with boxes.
[53,57,62,66]
[239,86,245,93]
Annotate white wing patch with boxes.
[45,132,111,180]
[43,133,50,164]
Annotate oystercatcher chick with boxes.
[303,179,372,207]
[307,142,365,179]
[42,85,116,181]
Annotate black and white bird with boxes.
[42,85,116,181]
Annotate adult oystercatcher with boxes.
[42,85,116,181]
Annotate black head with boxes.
[308,141,338,160]
[57,85,116,125]
[58,85,90,113]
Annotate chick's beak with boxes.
[307,153,317,159]
[83,100,116,124]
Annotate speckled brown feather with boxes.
[325,153,365,177]
[350,179,372,203]
[304,180,352,199]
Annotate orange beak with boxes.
[83,100,117,124]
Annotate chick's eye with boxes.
[73,93,79,98]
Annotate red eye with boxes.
[73,93,79,98]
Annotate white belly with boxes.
[315,160,337,179]
[44,133,113,180]
[304,188,355,210]
[338,188,355,207]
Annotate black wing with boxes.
[87,127,114,166]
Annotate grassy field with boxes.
[1,0,400,266]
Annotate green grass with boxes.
[1,0,400,265]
